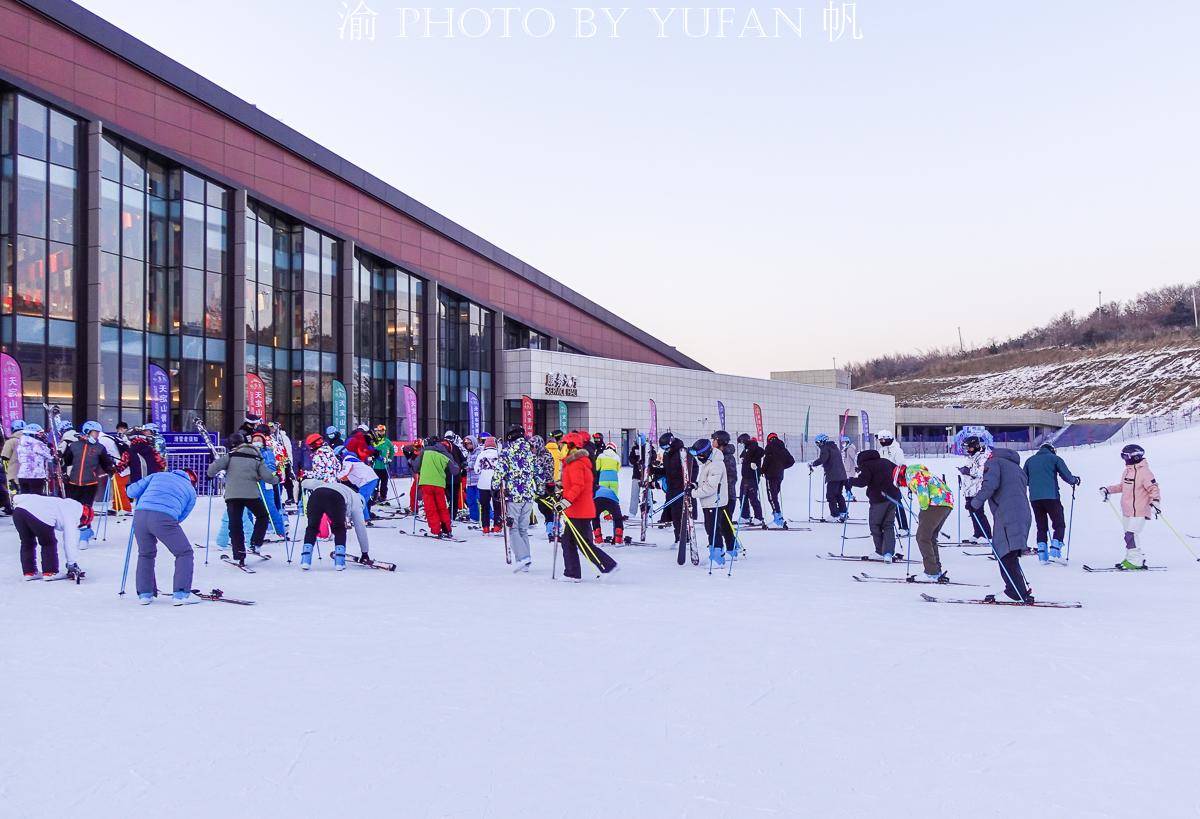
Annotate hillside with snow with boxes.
[4,429,1200,818]
[863,342,1200,419]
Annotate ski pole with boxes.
[1064,485,1076,563]
[204,476,215,566]
[1154,508,1200,561]
[807,469,812,523]
[118,500,137,596]
[649,491,684,517]
[956,475,962,544]
[551,509,560,579]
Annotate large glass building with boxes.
[0,0,704,440]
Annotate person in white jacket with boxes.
[12,494,85,580]
[472,438,502,534]
[689,438,730,566]
[299,477,371,570]
[957,435,993,543]
[877,431,909,532]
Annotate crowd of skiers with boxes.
[2,411,1167,605]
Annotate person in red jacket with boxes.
[345,425,376,464]
[559,432,617,581]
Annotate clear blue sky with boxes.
[79,0,1200,376]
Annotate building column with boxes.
[339,240,356,423]
[229,189,248,422]
[423,280,439,436]
[83,122,103,420]
[492,310,505,433]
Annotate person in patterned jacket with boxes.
[493,426,539,571]
[898,463,954,583]
[305,433,341,482]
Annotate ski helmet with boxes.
[25,423,43,433]
[1120,444,1145,465]
[401,444,416,458]
[81,420,103,435]
[736,433,751,446]
[766,432,779,442]
[425,436,442,447]
[840,435,850,443]
[658,432,675,448]
[550,429,564,440]
[505,425,526,443]
[814,433,829,444]
[305,433,325,450]
[142,422,159,433]
[712,430,731,447]
[689,439,712,460]
[879,431,894,444]
[325,425,338,437]
[964,435,982,455]
[333,445,347,458]
[181,468,199,488]
[11,420,25,432]
[356,424,368,432]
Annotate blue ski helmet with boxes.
[325,425,338,437]
[82,420,103,435]
[11,419,25,431]
[688,439,712,460]
[25,423,43,433]
[814,433,829,444]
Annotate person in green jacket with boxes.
[415,436,457,537]
[370,425,396,506]
[1023,442,1081,563]
[595,442,621,495]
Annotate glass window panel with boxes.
[100,179,120,254]
[182,171,205,203]
[46,242,73,320]
[206,338,225,363]
[14,235,45,317]
[168,265,182,332]
[147,332,166,360]
[47,165,75,244]
[206,183,227,210]
[303,229,320,293]
[182,334,204,360]
[205,271,223,336]
[99,252,120,324]
[121,146,144,190]
[257,285,274,346]
[0,237,12,315]
[121,185,145,260]
[16,96,47,160]
[205,362,224,409]
[303,296,319,348]
[121,329,144,407]
[16,156,47,238]
[244,277,256,340]
[167,200,182,267]
[322,235,337,292]
[48,111,76,169]
[205,206,226,272]
[99,136,120,181]
[148,197,168,267]
[15,314,45,344]
[147,266,168,334]
[320,294,334,350]
[182,200,204,270]
[273,223,291,289]
[258,217,273,281]
[181,268,203,334]
[121,258,145,330]
[147,159,168,198]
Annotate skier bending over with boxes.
[898,464,952,581]
[299,477,370,570]
[1023,442,1080,563]
[128,469,200,605]
[809,433,848,522]
[1103,444,1160,571]
[593,485,625,545]
[12,493,85,581]
[969,449,1034,602]
[848,449,903,562]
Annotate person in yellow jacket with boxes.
[545,429,567,482]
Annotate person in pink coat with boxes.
[1102,443,1161,569]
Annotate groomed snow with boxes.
[3,429,1200,818]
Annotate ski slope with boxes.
[2,429,1199,819]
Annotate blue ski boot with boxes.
[172,590,199,606]
[1050,539,1064,559]
[836,512,849,524]
[1036,541,1049,564]
[334,544,346,571]
[772,512,785,528]
[729,542,740,559]
[708,546,726,566]
[138,592,154,606]
[300,543,314,571]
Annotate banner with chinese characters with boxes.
[401,385,418,441]
[717,401,725,431]
[557,400,568,432]
[752,403,763,441]
[245,372,265,421]
[0,353,23,435]
[332,380,348,437]
[648,399,657,443]
[467,390,481,439]
[520,395,535,437]
[148,364,171,432]
[860,411,870,449]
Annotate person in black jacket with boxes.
[712,431,739,543]
[627,443,643,516]
[809,434,848,522]
[736,434,765,526]
[761,432,795,528]
[848,449,903,560]
[654,433,697,549]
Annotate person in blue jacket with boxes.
[593,484,626,544]
[128,469,199,606]
[1023,443,1081,563]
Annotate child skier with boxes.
[593,484,625,545]
[1023,442,1081,563]
[61,420,116,529]
[128,469,199,605]
[474,437,501,533]
[12,493,85,580]
[336,449,379,522]
[1102,444,1161,570]
[876,431,908,532]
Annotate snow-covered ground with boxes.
[3,429,1200,818]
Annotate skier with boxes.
[593,484,625,545]
[546,429,567,482]
[596,441,621,495]
[690,438,731,565]
[115,425,168,485]
[809,433,847,522]
[324,425,344,449]
[346,424,376,464]
[247,430,288,538]
[969,448,1034,602]
[12,492,85,580]
[1023,442,1081,563]
[305,432,341,482]
[847,449,903,562]
[761,433,794,527]
[1103,443,1161,570]
[474,436,502,533]
[840,436,859,502]
[61,420,116,528]
[463,435,481,522]
[877,431,908,532]
[558,432,617,580]
[2,419,25,497]
[736,433,765,526]
[415,435,456,538]
[530,434,556,537]
[958,435,992,543]
[298,476,370,570]
[270,421,297,506]
[128,468,200,605]
[371,425,396,506]
[15,424,52,495]
[494,427,540,570]
[712,430,738,545]
[206,432,279,567]
[898,463,954,582]
[627,442,644,516]
[442,431,470,520]
[655,432,696,551]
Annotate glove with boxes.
[504,517,514,528]
[685,481,697,492]
[1100,488,1109,501]
[1073,477,1082,487]
[957,466,971,476]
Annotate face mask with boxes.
[253,441,263,449]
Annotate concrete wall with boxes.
[896,407,1065,428]
[771,369,852,390]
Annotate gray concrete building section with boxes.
[771,369,852,390]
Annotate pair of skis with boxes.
[852,572,984,588]
[676,447,698,566]
[818,552,905,563]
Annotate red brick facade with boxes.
[0,0,686,367]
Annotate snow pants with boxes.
[374,468,391,503]
[559,515,616,580]
[421,485,452,535]
[479,488,502,529]
[915,504,950,575]
[508,499,533,563]
[824,478,847,517]
[997,550,1032,601]
[766,475,784,516]
[13,507,60,575]
[868,500,897,557]
[134,509,193,596]
[594,495,624,540]
[466,484,480,522]
[966,496,992,539]
[1031,499,1066,543]
[66,482,98,526]
[304,488,347,547]
[702,507,733,552]
[225,497,269,560]
[740,479,763,521]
